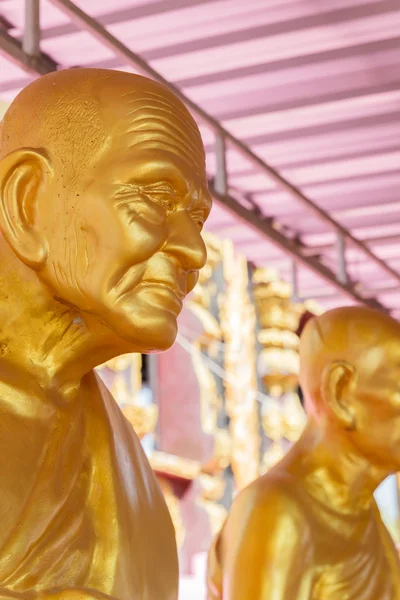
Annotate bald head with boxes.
[0,67,211,355]
[0,68,205,186]
[299,306,400,409]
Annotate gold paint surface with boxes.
[207,307,400,599]
[0,68,211,600]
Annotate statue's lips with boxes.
[136,280,184,314]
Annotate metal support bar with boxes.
[298,232,400,257]
[210,183,386,312]
[301,282,399,302]
[291,260,299,303]
[23,0,40,57]
[336,233,348,285]
[214,133,227,196]
[0,28,56,75]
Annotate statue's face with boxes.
[40,124,211,352]
[346,331,400,471]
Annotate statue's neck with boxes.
[290,419,390,516]
[0,240,122,397]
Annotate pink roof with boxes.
[0,0,399,314]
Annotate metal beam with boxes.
[209,183,386,312]
[0,28,56,75]
[302,233,400,256]
[215,133,228,196]
[291,261,299,303]
[336,233,348,285]
[23,0,40,57]
[302,283,400,302]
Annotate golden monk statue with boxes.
[0,68,211,600]
[207,307,400,599]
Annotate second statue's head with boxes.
[0,68,211,353]
[300,306,400,472]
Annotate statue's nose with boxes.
[164,210,207,272]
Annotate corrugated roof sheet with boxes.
[0,0,399,313]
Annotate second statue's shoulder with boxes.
[231,469,310,530]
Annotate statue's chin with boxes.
[100,307,179,354]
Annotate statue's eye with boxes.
[190,209,205,231]
[143,183,177,211]
[115,181,180,214]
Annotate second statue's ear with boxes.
[0,148,52,269]
[321,361,356,430]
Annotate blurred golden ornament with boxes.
[261,397,283,441]
[199,473,226,503]
[200,499,228,537]
[281,392,307,442]
[261,441,285,472]
[102,354,133,372]
[202,428,232,476]
[122,404,159,440]
[157,478,186,550]
[150,452,201,481]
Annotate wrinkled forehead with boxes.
[102,88,206,179]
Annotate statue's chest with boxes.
[313,555,397,600]
[0,404,95,588]
[82,379,179,600]
[0,382,178,599]
[312,530,400,600]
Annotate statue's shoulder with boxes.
[87,370,164,496]
[89,371,144,445]
[227,470,310,542]
[215,472,313,579]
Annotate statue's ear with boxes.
[0,148,52,269]
[321,361,356,430]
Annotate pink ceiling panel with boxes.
[230,150,400,192]
[73,0,157,13]
[186,48,400,104]
[284,151,400,186]
[255,189,400,226]
[0,56,30,83]
[152,12,400,81]
[223,90,400,139]
[40,31,117,65]
[97,0,395,61]
[106,4,287,53]
[249,123,400,167]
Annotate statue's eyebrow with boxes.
[196,188,212,215]
[125,157,195,193]
[124,134,204,177]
